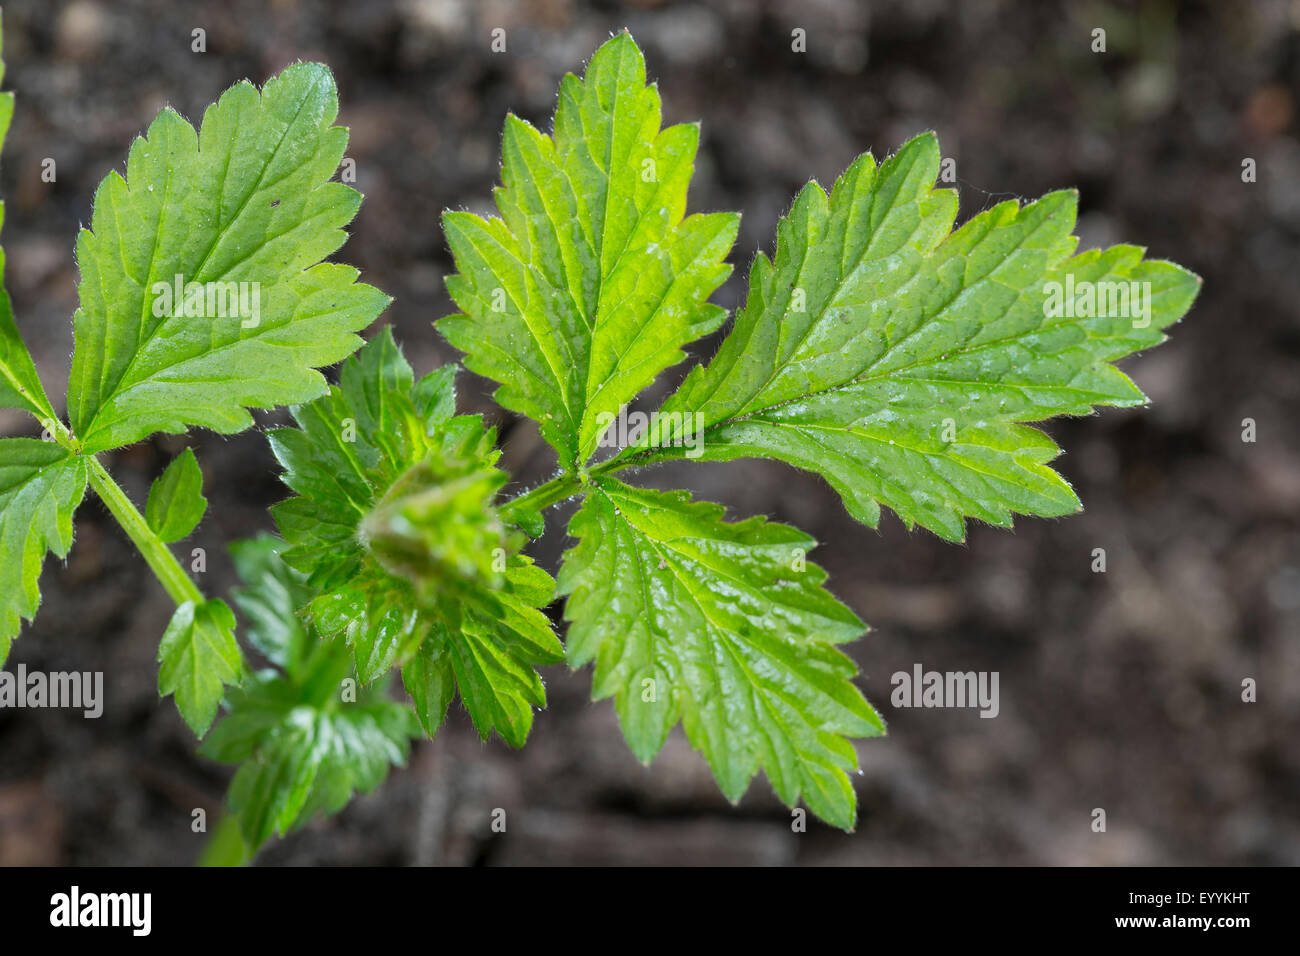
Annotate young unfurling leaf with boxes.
[268,330,563,745]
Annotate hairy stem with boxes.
[87,456,205,607]
[500,471,586,521]
[500,446,683,522]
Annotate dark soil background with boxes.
[0,0,1297,866]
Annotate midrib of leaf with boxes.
[322,428,372,518]
[184,618,225,713]
[581,37,625,410]
[586,239,685,410]
[604,481,817,646]
[839,208,1063,385]
[90,74,320,433]
[570,39,689,445]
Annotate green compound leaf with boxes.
[558,477,884,829]
[201,665,419,849]
[440,31,739,471]
[158,596,241,736]
[205,541,418,849]
[643,132,1201,541]
[144,447,206,542]
[268,330,563,745]
[0,439,89,664]
[0,19,56,425]
[66,61,389,455]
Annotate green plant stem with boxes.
[197,810,252,867]
[500,446,684,522]
[87,456,204,607]
[500,471,585,521]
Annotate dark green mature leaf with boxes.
[440,31,739,470]
[403,559,563,746]
[268,330,563,744]
[558,478,883,829]
[641,132,1201,541]
[66,61,388,454]
[158,597,240,736]
[0,440,88,663]
[207,536,420,848]
[145,447,206,542]
[0,15,57,425]
[202,667,419,848]
[228,534,315,674]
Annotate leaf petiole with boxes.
[87,456,205,607]
[499,472,586,523]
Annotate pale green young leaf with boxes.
[267,327,457,590]
[639,132,1200,541]
[157,596,240,736]
[440,32,739,470]
[0,16,57,424]
[0,439,89,663]
[66,62,389,454]
[145,447,206,542]
[361,451,512,597]
[558,478,884,829]
[268,331,563,744]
